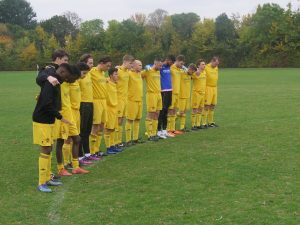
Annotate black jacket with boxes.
[32,65,63,124]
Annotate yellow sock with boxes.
[145,119,153,137]
[39,153,50,185]
[118,125,123,144]
[89,134,97,154]
[191,113,196,127]
[170,115,176,131]
[208,109,214,124]
[180,114,186,130]
[104,132,111,148]
[97,132,103,153]
[133,121,140,140]
[199,113,203,126]
[125,121,132,142]
[57,163,64,173]
[152,119,158,136]
[196,113,201,127]
[167,116,171,131]
[72,158,79,169]
[110,131,115,147]
[202,110,208,125]
[46,153,52,181]
[62,143,71,165]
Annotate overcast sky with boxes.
[28,0,299,24]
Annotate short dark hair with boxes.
[52,49,69,61]
[211,56,219,62]
[188,63,197,71]
[196,59,205,67]
[79,53,92,63]
[166,54,176,63]
[59,63,81,80]
[98,56,112,64]
[154,56,163,62]
[176,55,185,62]
[108,68,118,76]
[123,54,134,62]
[76,62,90,71]
[59,63,72,74]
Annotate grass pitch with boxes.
[0,68,299,225]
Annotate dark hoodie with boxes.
[32,64,63,124]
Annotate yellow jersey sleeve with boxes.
[106,80,118,107]
[69,81,81,110]
[179,72,191,99]
[205,64,218,87]
[78,72,93,103]
[144,68,161,93]
[170,64,182,95]
[90,67,107,99]
[117,66,130,99]
[192,71,206,94]
[128,71,143,102]
[60,82,71,110]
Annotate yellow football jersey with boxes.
[106,80,118,107]
[179,72,191,99]
[205,63,218,87]
[170,64,182,95]
[90,67,107,99]
[117,66,130,98]
[142,68,161,93]
[192,71,206,94]
[78,72,93,103]
[128,70,143,102]
[60,82,71,110]
[69,81,81,110]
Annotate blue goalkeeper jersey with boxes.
[160,64,172,91]
[145,64,172,91]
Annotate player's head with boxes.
[175,55,185,68]
[98,56,112,72]
[187,63,197,75]
[108,68,118,82]
[211,56,219,67]
[76,62,90,78]
[122,54,135,70]
[196,59,206,70]
[165,55,175,66]
[79,53,94,69]
[52,49,69,65]
[57,63,81,83]
[132,60,143,72]
[153,56,163,70]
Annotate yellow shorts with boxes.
[71,108,80,130]
[178,98,190,112]
[146,93,162,112]
[54,109,79,140]
[106,105,117,130]
[169,93,179,109]
[126,100,143,120]
[117,97,127,118]
[192,91,205,109]
[33,122,54,146]
[93,99,107,124]
[205,86,217,105]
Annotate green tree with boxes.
[188,19,216,62]
[0,0,36,28]
[214,13,238,67]
[40,15,78,46]
[171,12,200,39]
[79,19,105,52]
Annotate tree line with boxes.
[0,0,300,70]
